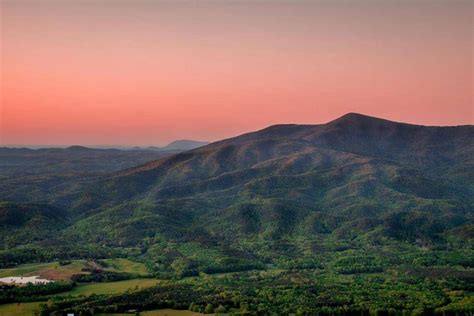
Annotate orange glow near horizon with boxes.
[1,0,472,146]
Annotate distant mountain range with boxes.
[0,140,209,210]
[138,140,210,152]
[0,113,472,274]
[0,139,209,177]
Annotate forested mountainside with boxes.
[1,113,472,268]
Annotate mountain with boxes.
[34,114,470,272]
[1,113,473,276]
[145,140,210,152]
[75,112,473,210]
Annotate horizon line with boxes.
[1,112,472,149]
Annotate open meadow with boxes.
[61,278,160,296]
[0,302,42,316]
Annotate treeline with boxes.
[0,282,74,304]
[71,270,134,283]
[0,245,122,268]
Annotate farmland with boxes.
[1,253,474,315]
[97,309,203,316]
[0,258,149,282]
[0,302,42,316]
[101,258,150,276]
[61,278,160,296]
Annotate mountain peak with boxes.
[66,145,91,151]
[330,112,387,124]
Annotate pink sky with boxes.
[1,0,472,146]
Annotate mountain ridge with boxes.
[49,113,472,252]
[107,113,474,181]
[1,113,473,269]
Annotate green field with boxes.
[102,258,150,276]
[60,278,160,296]
[0,302,42,316]
[0,260,159,315]
[98,309,204,316]
[0,295,191,316]
[141,311,204,316]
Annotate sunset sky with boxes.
[1,0,472,146]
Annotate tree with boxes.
[205,303,214,314]
[215,305,227,314]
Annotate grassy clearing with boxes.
[33,260,87,280]
[60,278,160,296]
[97,309,204,316]
[102,258,150,275]
[0,302,42,316]
[141,310,204,316]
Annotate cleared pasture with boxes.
[102,258,150,276]
[59,278,160,296]
[0,302,42,316]
[97,309,205,316]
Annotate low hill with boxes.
[0,202,67,249]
